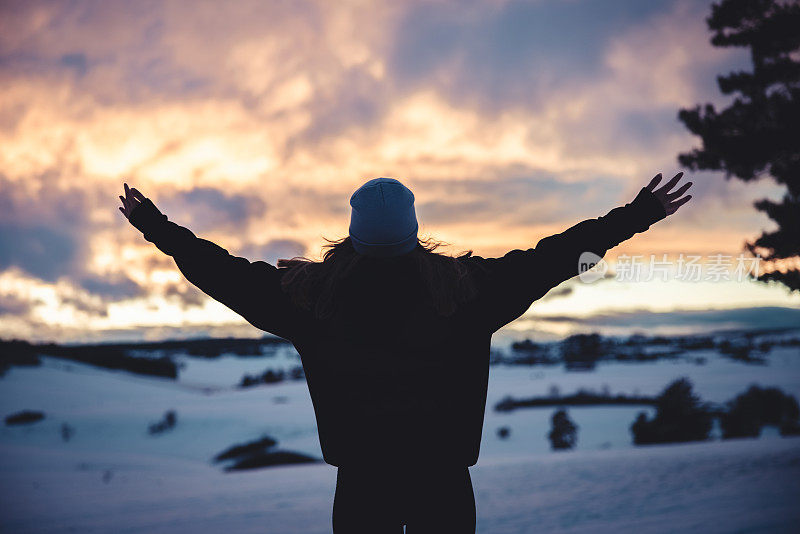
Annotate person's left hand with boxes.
[645,172,693,216]
[119,183,147,220]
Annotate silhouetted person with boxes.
[119,173,691,533]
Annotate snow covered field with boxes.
[2,437,798,533]
[1,339,799,533]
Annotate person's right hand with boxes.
[645,172,692,216]
[118,183,147,220]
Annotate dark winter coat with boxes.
[129,187,666,467]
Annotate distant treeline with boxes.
[239,366,305,388]
[0,335,289,379]
[498,328,800,369]
[60,335,289,357]
[495,389,658,412]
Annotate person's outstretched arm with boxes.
[471,173,692,332]
[119,184,300,341]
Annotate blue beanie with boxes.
[349,177,419,258]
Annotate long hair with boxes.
[277,235,479,321]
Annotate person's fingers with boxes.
[119,206,127,217]
[130,188,146,202]
[657,172,683,194]
[645,173,662,192]
[119,195,128,210]
[667,195,692,214]
[667,181,692,200]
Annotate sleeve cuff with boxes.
[627,187,667,233]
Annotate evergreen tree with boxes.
[720,384,800,438]
[548,408,578,450]
[678,0,800,291]
[630,377,713,445]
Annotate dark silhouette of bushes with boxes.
[148,410,177,435]
[718,340,766,364]
[214,436,278,461]
[188,344,223,357]
[239,369,285,388]
[631,377,713,445]
[561,333,604,370]
[173,336,285,357]
[720,385,800,438]
[225,451,318,470]
[0,339,42,376]
[511,339,540,352]
[548,409,578,450]
[497,329,796,368]
[507,339,559,365]
[676,336,715,350]
[212,435,318,471]
[41,343,177,378]
[231,342,265,356]
[781,420,800,436]
[495,388,656,412]
[4,410,45,425]
[1,335,295,380]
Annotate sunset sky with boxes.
[1,0,798,343]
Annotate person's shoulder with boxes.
[456,253,493,280]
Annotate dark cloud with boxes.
[57,293,108,317]
[292,66,389,146]
[58,53,88,76]
[77,274,144,300]
[0,172,92,228]
[417,172,621,227]
[144,254,175,270]
[163,281,206,309]
[0,222,79,281]
[389,0,673,111]
[0,175,147,305]
[158,187,266,232]
[0,294,39,316]
[0,0,328,106]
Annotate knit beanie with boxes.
[349,177,419,258]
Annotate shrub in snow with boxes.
[561,333,608,371]
[239,368,286,388]
[0,339,42,376]
[148,410,177,435]
[548,409,578,450]
[630,377,713,445]
[214,436,278,462]
[4,410,45,425]
[212,435,318,471]
[224,451,318,471]
[720,385,800,439]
